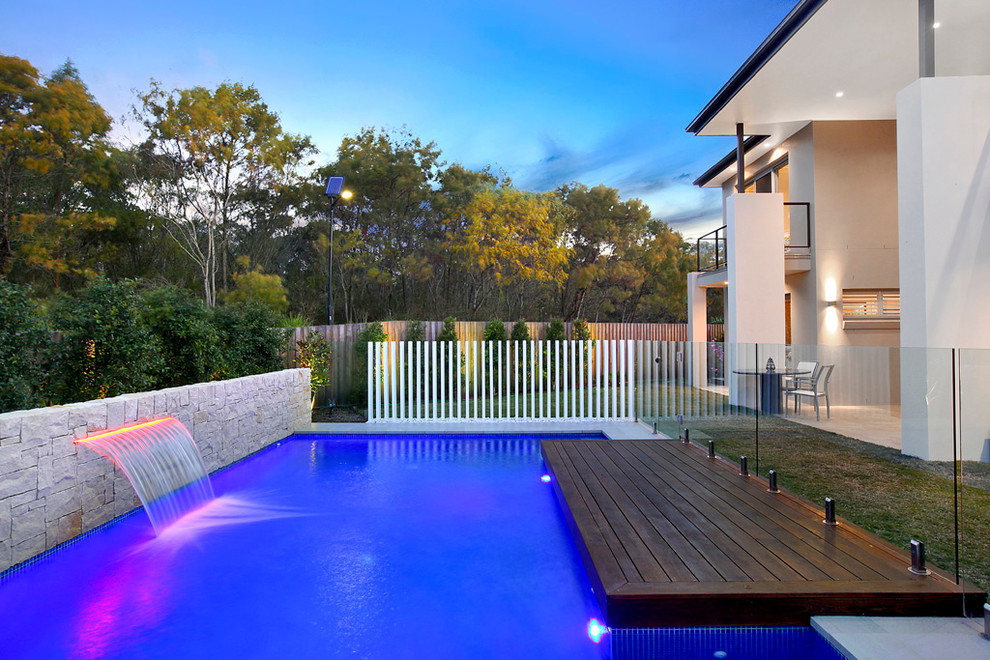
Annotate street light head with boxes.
[324,176,345,197]
[341,190,353,200]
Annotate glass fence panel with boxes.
[645,342,971,611]
[634,340,757,471]
[958,348,990,608]
[755,344,970,612]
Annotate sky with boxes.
[2,0,797,240]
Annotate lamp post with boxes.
[323,176,352,325]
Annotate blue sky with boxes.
[2,0,796,239]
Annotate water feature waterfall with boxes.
[76,417,215,534]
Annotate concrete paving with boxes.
[813,616,990,659]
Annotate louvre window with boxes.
[842,289,899,319]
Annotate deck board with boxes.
[543,438,985,627]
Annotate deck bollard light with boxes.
[768,470,779,493]
[683,429,690,444]
[739,456,748,477]
[823,497,837,525]
[708,440,715,459]
[909,539,931,575]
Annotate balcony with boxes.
[696,201,811,276]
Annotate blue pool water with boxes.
[0,434,608,659]
[0,433,844,659]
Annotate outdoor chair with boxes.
[783,361,818,393]
[785,364,834,421]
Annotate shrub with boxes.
[573,319,592,341]
[545,319,566,341]
[438,317,458,342]
[296,331,333,396]
[47,277,163,404]
[510,320,531,341]
[405,320,425,342]
[352,321,388,405]
[211,301,287,379]
[140,286,223,388]
[0,281,46,412]
[222,257,289,315]
[483,319,508,341]
[280,312,314,328]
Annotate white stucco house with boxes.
[684,0,990,461]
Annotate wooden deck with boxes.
[542,438,985,627]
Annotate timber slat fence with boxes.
[286,321,723,406]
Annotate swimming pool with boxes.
[0,434,610,658]
[0,433,844,659]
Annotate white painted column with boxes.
[725,192,786,346]
[725,192,786,407]
[898,75,990,461]
[687,272,709,391]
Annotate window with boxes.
[841,289,899,328]
[744,158,789,199]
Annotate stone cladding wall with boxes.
[0,368,311,572]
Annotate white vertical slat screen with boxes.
[368,340,637,422]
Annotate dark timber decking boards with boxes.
[542,439,986,627]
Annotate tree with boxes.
[482,319,508,341]
[0,57,114,281]
[573,320,591,341]
[222,256,289,315]
[445,187,569,316]
[437,317,458,342]
[405,320,425,342]
[545,319,566,341]
[556,183,652,321]
[510,320,531,341]
[311,127,442,321]
[133,80,315,305]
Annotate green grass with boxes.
[653,403,990,592]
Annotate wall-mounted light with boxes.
[825,307,840,332]
[824,277,839,331]
[824,277,838,303]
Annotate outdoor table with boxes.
[732,369,811,415]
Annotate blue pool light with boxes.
[541,474,552,483]
[587,618,608,643]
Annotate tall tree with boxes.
[132,81,315,305]
[312,127,442,321]
[556,183,653,321]
[0,56,112,280]
[445,186,569,316]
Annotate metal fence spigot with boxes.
[823,497,837,525]
[909,539,931,575]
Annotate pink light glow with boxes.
[76,418,173,443]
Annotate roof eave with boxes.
[686,0,830,135]
[692,135,770,187]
